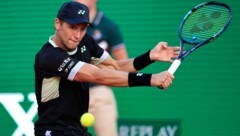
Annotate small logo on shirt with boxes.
[81,45,86,53]
[136,73,143,76]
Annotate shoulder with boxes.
[35,42,69,66]
[80,34,102,52]
[81,34,96,46]
[36,42,66,58]
[82,34,94,41]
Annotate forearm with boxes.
[74,63,129,86]
[91,69,129,86]
[116,50,154,72]
[91,69,169,88]
[115,59,136,72]
[97,57,136,72]
[98,42,180,73]
[98,50,154,72]
[73,63,153,87]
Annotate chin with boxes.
[68,47,78,51]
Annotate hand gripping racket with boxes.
[159,1,232,89]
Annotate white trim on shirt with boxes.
[68,62,85,81]
[48,35,78,55]
[91,51,109,65]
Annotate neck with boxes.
[52,35,65,50]
[51,35,78,54]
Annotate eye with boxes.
[81,26,87,31]
[70,25,77,30]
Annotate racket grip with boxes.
[158,59,181,89]
[167,59,181,74]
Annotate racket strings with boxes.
[181,5,230,43]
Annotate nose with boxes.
[75,29,82,39]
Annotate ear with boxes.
[54,18,61,30]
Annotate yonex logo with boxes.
[136,73,143,76]
[78,10,85,15]
[81,45,86,53]
[190,11,221,34]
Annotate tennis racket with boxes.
[159,1,232,89]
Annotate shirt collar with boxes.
[48,35,78,55]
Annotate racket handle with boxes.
[167,59,181,74]
[158,59,181,89]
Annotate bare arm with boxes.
[111,46,135,71]
[96,45,134,71]
[97,56,136,72]
[73,62,174,89]
[74,63,129,86]
[97,42,180,72]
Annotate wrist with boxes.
[128,72,152,87]
[133,50,155,70]
[150,74,159,86]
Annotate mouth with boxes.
[71,40,80,44]
[69,39,81,46]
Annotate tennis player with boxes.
[34,1,179,136]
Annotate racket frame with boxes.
[159,1,232,89]
[178,1,232,61]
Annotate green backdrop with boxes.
[0,0,239,136]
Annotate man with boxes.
[34,1,179,136]
[73,0,128,135]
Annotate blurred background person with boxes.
[74,0,128,136]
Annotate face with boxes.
[54,19,88,51]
